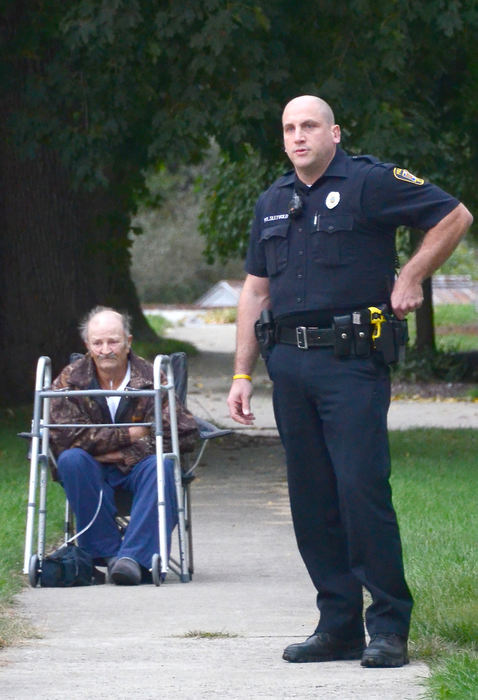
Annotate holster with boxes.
[392,317,409,364]
[373,311,409,364]
[373,319,396,364]
[254,309,276,359]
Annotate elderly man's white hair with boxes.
[79,306,132,343]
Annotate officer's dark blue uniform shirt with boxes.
[245,148,459,324]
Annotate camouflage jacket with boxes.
[49,351,198,477]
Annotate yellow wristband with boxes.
[233,373,252,381]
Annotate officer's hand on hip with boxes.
[390,275,424,319]
[227,379,255,425]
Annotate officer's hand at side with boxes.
[227,379,255,425]
[390,276,423,319]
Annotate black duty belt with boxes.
[276,325,335,350]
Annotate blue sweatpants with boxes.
[56,448,178,570]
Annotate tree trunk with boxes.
[409,230,436,352]
[415,277,436,352]
[0,107,155,405]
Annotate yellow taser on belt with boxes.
[368,306,386,342]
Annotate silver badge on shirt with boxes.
[325,191,340,209]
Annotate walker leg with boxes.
[28,554,40,588]
[151,553,162,586]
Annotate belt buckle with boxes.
[296,326,308,350]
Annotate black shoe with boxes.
[110,557,141,586]
[361,634,409,668]
[283,632,365,663]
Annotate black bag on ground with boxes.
[40,544,95,587]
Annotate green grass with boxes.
[407,303,478,353]
[434,304,477,327]
[134,314,198,359]
[433,303,478,354]
[427,653,478,699]
[202,308,237,324]
[144,314,172,336]
[182,630,239,639]
[0,407,65,646]
[390,429,478,698]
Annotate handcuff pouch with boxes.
[333,315,353,358]
[352,309,372,357]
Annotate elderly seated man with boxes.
[49,306,198,585]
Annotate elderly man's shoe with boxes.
[361,634,409,668]
[110,557,141,585]
[283,632,365,663]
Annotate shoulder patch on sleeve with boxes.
[393,167,424,185]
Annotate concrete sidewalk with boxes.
[2,320,475,699]
[1,438,428,699]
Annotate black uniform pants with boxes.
[267,344,413,640]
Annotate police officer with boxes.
[227,95,472,668]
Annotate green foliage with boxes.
[437,335,478,354]
[392,346,476,382]
[397,232,478,278]
[196,1,478,258]
[3,0,289,192]
[198,145,285,263]
[130,151,245,304]
[438,240,478,279]
[6,1,478,237]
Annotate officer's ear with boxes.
[332,124,341,144]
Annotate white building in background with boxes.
[195,280,244,308]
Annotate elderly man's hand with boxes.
[96,450,123,463]
[128,425,149,441]
[94,426,148,464]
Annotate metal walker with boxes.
[23,354,190,586]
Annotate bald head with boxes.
[282,95,340,185]
[282,95,335,126]
[87,309,125,340]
